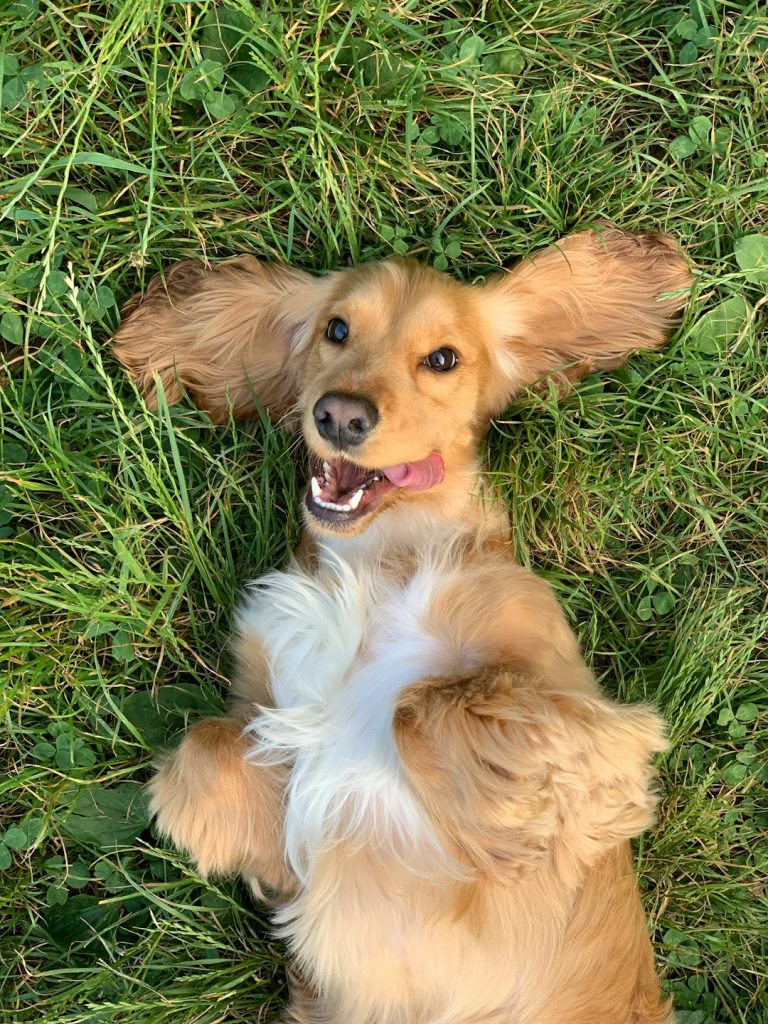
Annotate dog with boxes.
[113,226,690,1024]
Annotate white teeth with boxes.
[348,488,364,510]
[310,476,354,513]
[315,498,351,512]
[323,461,331,475]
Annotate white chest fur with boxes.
[238,548,476,883]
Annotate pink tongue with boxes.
[381,452,445,491]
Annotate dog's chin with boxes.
[303,451,444,535]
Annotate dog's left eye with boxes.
[325,318,349,344]
[424,348,458,372]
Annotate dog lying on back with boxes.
[114,227,690,1024]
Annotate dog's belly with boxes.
[237,552,527,1014]
[273,850,532,1023]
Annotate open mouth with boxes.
[305,452,445,528]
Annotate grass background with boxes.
[1,0,767,1021]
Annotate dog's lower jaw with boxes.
[304,466,506,561]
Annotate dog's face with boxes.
[112,227,691,539]
[296,261,499,536]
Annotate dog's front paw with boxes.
[394,669,666,880]
[150,717,248,875]
[150,716,294,891]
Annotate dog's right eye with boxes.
[424,347,458,372]
[325,318,349,344]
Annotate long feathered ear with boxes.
[112,257,334,423]
[394,671,667,883]
[476,227,692,414]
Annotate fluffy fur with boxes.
[114,226,691,1023]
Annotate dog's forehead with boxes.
[332,260,469,342]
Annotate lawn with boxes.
[1,1,766,1021]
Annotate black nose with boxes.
[312,391,379,450]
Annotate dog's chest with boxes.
[239,552,473,879]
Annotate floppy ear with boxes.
[112,257,333,423]
[477,227,692,413]
[394,670,667,883]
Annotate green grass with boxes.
[1,1,766,1021]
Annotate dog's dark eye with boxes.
[325,318,349,344]
[424,348,458,372]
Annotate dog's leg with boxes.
[149,713,295,895]
[393,669,670,1023]
[394,668,666,871]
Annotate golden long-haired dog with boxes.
[113,227,691,1024]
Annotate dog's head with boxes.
[113,228,690,538]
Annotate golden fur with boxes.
[113,227,690,1023]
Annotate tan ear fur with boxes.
[149,715,296,895]
[113,257,333,423]
[477,227,692,412]
[394,670,667,882]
